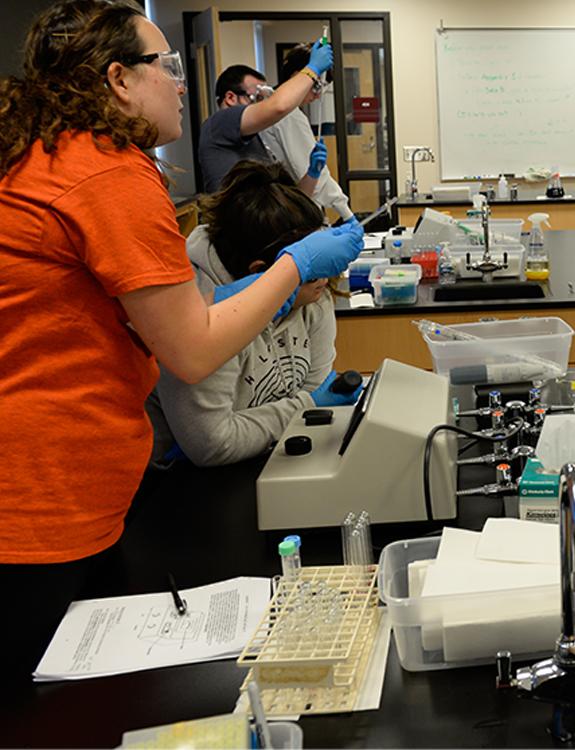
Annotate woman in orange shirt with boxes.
[0,0,362,680]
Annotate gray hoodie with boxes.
[146,225,337,467]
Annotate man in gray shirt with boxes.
[198,39,333,193]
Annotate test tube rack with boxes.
[237,564,379,715]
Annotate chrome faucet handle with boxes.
[489,390,503,409]
[495,462,575,719]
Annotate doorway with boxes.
[183,11,397,221]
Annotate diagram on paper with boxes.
[137,606,205,654]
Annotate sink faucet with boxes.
[465,199,508,282]
[408,147,435,200]
[496,463,575,740]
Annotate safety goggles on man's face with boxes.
[234,83,274,103]
[122,50,186,91]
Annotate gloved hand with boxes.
[214,274,298,321]
[343,214,361,229]
[307,138,327,179]
[307,38,333,77]
[311,370,363,407]
[276,222,364,283]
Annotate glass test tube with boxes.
[341,512,356,564]
[349,528,363,566]
[357,510,374,565]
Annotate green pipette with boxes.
[316,25,329,142]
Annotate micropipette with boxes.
[359,196,398,227]
[413,319,563,380]
[316,25,329,142]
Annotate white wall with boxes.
[148,0,575,196]
[220,21,257,70]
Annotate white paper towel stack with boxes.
[536,413,575,473]
[412,519,560,662]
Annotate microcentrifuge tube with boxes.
[283,534,302,571]
[278,540,299,580]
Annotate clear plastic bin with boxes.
[269,722,303,749]
[378,536,560,671]
[369,263,421,306]
[431,182,483,202]
[452,218,524,245]
[348,256,389,292]
[423,317,573,378]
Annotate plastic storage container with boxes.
[431,183,482,202]
[268,722,303,749]
[368,263,421,306]
[348,256,389,292]
[378,536,560,671]
[422,317,573,378]
[453,218,523,245]
[410,251,438,279]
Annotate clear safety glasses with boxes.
[234,83,275,103]
[123,50,186,91]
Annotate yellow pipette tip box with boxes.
[121,712,251,749]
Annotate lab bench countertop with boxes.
[1,440,569,750]
[396,186,575,208]
[335,229,575,318]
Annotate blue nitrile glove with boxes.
[213,274,298,321]
[307,138,327,179]
[343,214,360,229]
[276,222,364,283]
[307,39,334,77]
[311,370,363,407]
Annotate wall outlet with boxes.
[403,146,433,162]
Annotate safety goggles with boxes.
[122,50,186,91]
[234,83,274,103]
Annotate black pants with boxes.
[0,543,125,687]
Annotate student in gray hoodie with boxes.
[146,160,361,467]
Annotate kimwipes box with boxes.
[518,458,560,524]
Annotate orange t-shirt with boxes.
[0,131,194,563]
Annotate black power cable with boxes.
[423,419,525,522]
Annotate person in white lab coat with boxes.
[261,43,354,223]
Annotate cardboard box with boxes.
[518,457,560,524]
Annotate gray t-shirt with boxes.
[198,105,270,193]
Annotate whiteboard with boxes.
[435,28,575,179]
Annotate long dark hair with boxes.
[0,0,157,178]
[199,160,324,279]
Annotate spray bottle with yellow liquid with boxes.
[525,212,550,281]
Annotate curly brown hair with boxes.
[198,160,324,280]
[0,0,158,178]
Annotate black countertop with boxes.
[3,376,575,747]
[336,230,575,317]
[397,186,575,208]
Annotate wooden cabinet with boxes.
[334,307,575,374]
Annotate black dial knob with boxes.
[330,370,362,394]
[284,435,312,456]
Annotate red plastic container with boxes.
[411,251,438,280]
